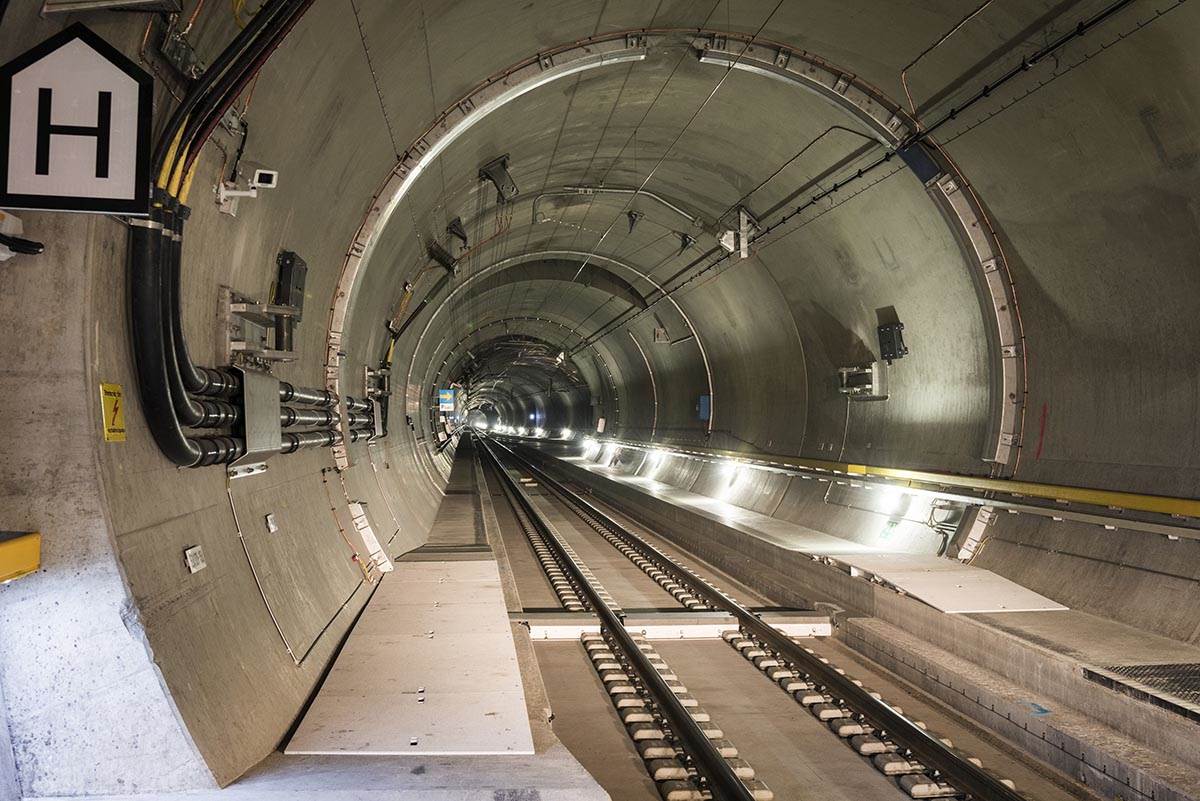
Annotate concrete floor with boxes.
[655,639,911,801]
[534,642,662,801]
[108,444,610,801]
[527,489,682,610]
[970,610,1200,667]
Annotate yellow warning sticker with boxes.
[100,383,126,442]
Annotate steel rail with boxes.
[498,438,1028,801]
[478,435,756,801]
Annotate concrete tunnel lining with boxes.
[344,36,1008,473]
[3,0,1200,797]
[400,248,717,435]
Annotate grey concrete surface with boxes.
[29,749,610,801]
[547,446,1200,800]
[533,641,661,801]
[655,639,913,801]
[844,618,1200,801]
[3,0,1199,795]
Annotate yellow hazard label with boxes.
[100,383,126,442]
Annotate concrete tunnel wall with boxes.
[1,0,1199,795]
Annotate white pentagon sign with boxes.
[0,23,152,215]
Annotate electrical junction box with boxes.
[275,251,307,321]
[0,531,41,583]
[183,545,207,574]
[878,322,908,364]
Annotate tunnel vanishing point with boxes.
[1,1,1199,800]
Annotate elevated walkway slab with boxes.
[285,558,534,756]
[564,456,1065,614]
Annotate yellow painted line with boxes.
[605,439,1200,519]
[858,466,1200,519]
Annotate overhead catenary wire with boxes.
[517,2,725,333]
[569,0,1146,357]
[899,0,997,122]
[560,0,787,337]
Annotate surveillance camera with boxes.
[249,169,279,190]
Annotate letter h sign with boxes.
[1,24,151,215]
[37,87,112,178]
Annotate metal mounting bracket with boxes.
[479,154,518,203]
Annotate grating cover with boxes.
[1085,663,1200,724]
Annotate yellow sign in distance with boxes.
[100,382,125,442]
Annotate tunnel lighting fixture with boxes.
[534,428,545,438]
[560,428,573,440]
[645,448,668,480]
[877,487,908,517]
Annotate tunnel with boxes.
[1,1,1199,799]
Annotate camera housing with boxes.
[249,169,279,190]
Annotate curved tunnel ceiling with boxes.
[158,0,1196,496]
[337,25,1007,470]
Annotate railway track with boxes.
[478,434,1056,801]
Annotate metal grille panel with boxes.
[1085,663,1200,724]
[1105,663,1200,703]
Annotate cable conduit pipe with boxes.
[169,203,239,397]
[160,203,242,428]
[156,1,310,406]
[151,0,291,173]
[167,0,302,185]
[180,0,315,177]
[280,427,373,454]
[130,0,325,466]
[280,407,337,428]
[127,214,246,467]
[279,382,338,407]
[151,2,296,403]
